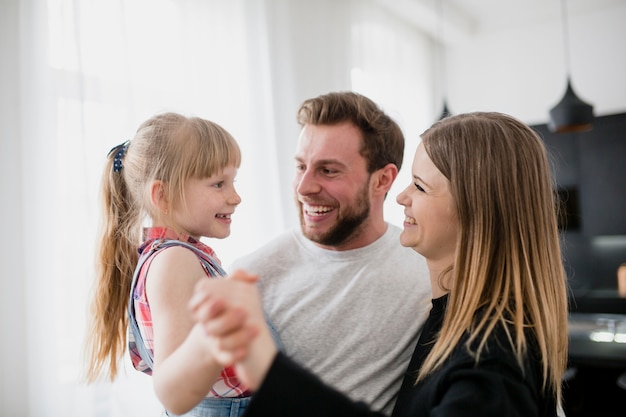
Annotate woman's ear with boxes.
[150,180,169,214]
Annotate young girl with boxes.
[190,111,569,417]
[85,112,251,416]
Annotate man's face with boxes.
[293,122,373,250]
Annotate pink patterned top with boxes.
[129,227,250,398]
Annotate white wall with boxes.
[444,2,626,125]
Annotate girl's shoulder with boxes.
[146,243,207,283]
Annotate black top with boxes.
[245,295,557,417]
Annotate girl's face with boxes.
[171,164,241,240]
[396,143,458,267]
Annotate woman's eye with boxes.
[414,182,425,192]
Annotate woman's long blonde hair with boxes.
[84,113,241,382]
[417,112,568,403]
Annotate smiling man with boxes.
[230,91,431,414]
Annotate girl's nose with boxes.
[230,188,242,206]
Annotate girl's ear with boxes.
[150,180,169,214]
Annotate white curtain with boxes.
[0,0,434,415]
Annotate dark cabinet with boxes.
[532,113,626,296]
[533,115,626,416]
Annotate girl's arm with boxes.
[146,246,223,415]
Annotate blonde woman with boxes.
[190,111,569,417]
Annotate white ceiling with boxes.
[377,0,626,44]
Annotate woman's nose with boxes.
[396,185,409,206]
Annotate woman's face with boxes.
[396,142,459,267]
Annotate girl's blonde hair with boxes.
[85,112,241,382]
[417,112,568,403]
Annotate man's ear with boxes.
[372,163,398,196]
[150,180,169,214]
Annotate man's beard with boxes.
[298,184,371,247]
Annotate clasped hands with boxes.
[189,269,278,390]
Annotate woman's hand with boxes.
[189,270,278,389]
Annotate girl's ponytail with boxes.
[85,142,141,382]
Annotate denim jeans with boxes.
[164,397,251,417]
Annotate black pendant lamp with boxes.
[548,0,594,133]
[439,100,451,120]
[549,78,594,132]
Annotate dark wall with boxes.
[532,113,626,312]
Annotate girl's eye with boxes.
[414,182,425,192]
[213,181,224,189]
